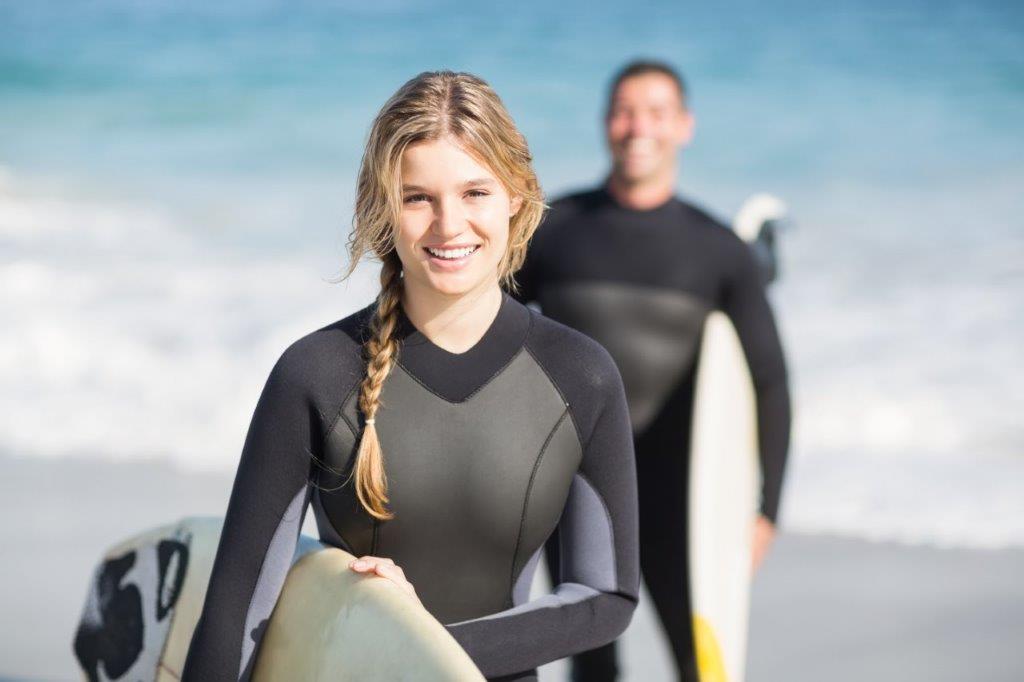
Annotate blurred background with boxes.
[1,0,1021,679]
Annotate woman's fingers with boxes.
[373,562,415,593]
[348,555,419,602]
[375,562,406,580]
[349,555,395,571]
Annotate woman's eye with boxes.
[466,189,490,199]
[404,194,430,204]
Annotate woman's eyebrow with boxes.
[402,179,496,192]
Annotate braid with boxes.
[353,254,403,520]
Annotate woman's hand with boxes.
[349,555,421,604]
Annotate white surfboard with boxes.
[688,312,759,682]
[253,547,483,681]
[74,516,483,681]
[687,194,787,682]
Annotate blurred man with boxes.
[514,60,791,681]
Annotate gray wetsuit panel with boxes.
[540,281,709,433]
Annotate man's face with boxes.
[605,73,694,186]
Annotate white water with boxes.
[2,170,1021,549]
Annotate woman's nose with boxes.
[432,197,466,239]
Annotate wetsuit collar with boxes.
[394,292,532,402]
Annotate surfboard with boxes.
[73,516,484,681]
[73,517,221,682]
[253,547,484,681]
[687,193,787,682]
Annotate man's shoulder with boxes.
[546,187,608,223]
[676,197,752,256]
[676,196,730,232]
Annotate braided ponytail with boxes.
[353,253,403,520]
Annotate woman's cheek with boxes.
[473,202,510,242]
[396,215,428,258]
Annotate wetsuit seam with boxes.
[306,379,360,492]
[520,313,614,456]
[521,340,584,452]
[574,469,618,589]
[507,407,570,608]
[325,384,377,556]
[311,488,355,553]
[238,482,308,678]
[334,378,362,443]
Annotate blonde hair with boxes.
[343,71,545,520]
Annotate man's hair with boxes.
[606,59,688,112]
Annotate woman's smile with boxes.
[423,243,482,270]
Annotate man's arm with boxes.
[720,237,792,525]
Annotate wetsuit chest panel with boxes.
[310,408,364,553]
[323,349,581,625]
[539,281,709,433]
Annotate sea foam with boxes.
[2,173,1022,550]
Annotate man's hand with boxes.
[751,515,776,572]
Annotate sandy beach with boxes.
[1,455,1020,681]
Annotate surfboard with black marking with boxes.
[73,517,482,681]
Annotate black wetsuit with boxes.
[514,187,791,681]
[182,293,639,682]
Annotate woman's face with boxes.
[395,136,521,298]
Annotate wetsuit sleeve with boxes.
[182,348,315,682]
[721,240,792,522]
[445,346,639,678]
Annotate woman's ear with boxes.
[510,195,523,217]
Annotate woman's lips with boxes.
[422,244,481,271]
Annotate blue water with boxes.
[4,1,1021,194]
[1,0,1022,546]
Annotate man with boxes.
[514,60,791,681]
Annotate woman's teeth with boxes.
[426,245,479,260]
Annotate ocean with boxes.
[2,0,1022,548]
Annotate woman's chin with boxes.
[423,271,485,298]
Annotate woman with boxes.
[182,71,638,682]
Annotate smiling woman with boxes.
[397,142,521,302]
[181,71,639,682]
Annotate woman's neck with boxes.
[401,279,503,354]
